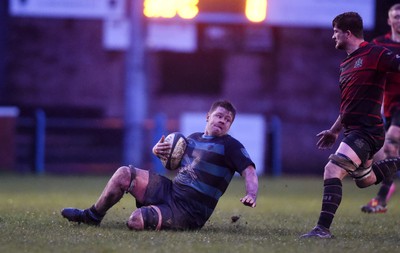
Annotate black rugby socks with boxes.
[317,178,342,230]
[372,158,400,184]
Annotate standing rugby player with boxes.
[301,12,400,239]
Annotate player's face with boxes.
[388,9,400,35]
[332,26,348,50]
[205,106,233,137]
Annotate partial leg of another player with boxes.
[361,178,395,213]
[361,125,400,213]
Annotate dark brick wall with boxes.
[2,17,356,175]
[5,18,125,117]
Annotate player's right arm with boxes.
[316,115,342,149]
[240,165,258,208]
[152,135,171,159]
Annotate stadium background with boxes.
[0,0,397,176]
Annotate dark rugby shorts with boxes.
[137,172,205,230]
[342,130,383,165]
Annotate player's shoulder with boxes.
[371,35,390,45]
[222,134,244,147]
[366,41,393,55]
[371,33,400,51]
[187,132,202,140]
[371,33,391,44]
[189,132,201,137]
[221,133,235,141]
[189,133,243,147]
[349,42,383,58]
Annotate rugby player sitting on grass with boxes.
[61,100,258,230]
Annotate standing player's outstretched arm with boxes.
[316,115,343,149]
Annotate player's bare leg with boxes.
[94,166,148,214]
[61,166,149,225]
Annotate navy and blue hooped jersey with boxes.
[173,132,255,212]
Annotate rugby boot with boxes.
[360,198,387,213]
[300,225,333,239]
[61,207,102,226]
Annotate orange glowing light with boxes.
[144,0,199,19]
[245,0,267,22]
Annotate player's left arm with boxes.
[240,165,258,208]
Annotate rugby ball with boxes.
[161,132,188,170]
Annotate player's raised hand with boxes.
[316,130,338,149]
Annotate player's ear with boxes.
[206,113,210,122]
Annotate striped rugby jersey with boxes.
[372,33,400,118]
[339,41,400,138]
[174,132,255,212]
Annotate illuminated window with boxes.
[245,0,267,22]
[144,0,199,19]
[197,0,244,13]
[144,0,267,23]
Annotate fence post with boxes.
[152,113,166,174]
[34,109,46,175]
[270,116,282,177]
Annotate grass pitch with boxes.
[0,173,399,253]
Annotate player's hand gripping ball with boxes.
[161,132,188,170]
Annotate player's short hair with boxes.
[332,12,364,39]
[389,3,400,14]
[209,100,237,122]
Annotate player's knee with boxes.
[355,179,372,188]
[326,153,360,178]
[351,165,375,188]
[328,153,358,171]
[127,206,161,231]
[324,161,344,179]
[112,166,131,181]
[126,209,144,230]
[324,162,336,173]
[383,135,400,157]
[383,145,398,158]
[111,166,136,193]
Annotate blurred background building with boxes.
[0,0,397,176]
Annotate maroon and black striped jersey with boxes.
[339,41,400,138]
[372,33,400,118]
